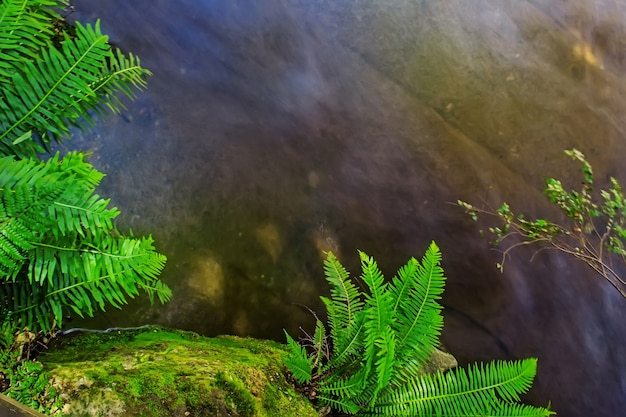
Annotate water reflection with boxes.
[63,1,626,415]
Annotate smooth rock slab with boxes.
[40,328,317,417]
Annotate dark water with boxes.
[62,1,626,415]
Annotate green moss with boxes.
[40,327,317,417]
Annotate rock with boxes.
[40,328,317,417]
[422,348,459,375]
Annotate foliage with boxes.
[0,152,171,332]
[284,242,553,416]
[0,351,62,413]
[0,0,171,333]
[0,323,61,414]
[0,0,150,158]
[459,148,626,298]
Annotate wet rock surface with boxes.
[60,1,626,416]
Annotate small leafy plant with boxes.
[0,322,61,413]
[459,149,626,298]
[284,242,553,416]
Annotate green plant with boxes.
[1,354,62,413]
[0,323,61,413]
[284,242,553,416]
[459,148,626,298]
[0,152,171,332]
[0,0,171,333]
[0,0,149,157]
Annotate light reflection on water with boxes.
[62,1,626,415]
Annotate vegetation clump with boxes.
[0,0,171,334]
[0,1,170,410]
[459,148,626,298]
[284,242,553,416]
[40,327,317,417]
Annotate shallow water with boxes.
[63,1,626,415]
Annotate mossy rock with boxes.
[40,327,317,417]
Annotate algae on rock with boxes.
[40,328,317,417]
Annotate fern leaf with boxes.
[0,0,64,79]
[318,395,361,415]
[359,251,395,386]
[389,256,419,313]
[373,359,551,416]
[391,241,445,371]
[323,251,365,364]
[317,394,360,415]
[323,302,364,370]
[484,402,556,416]
[0,20,150,157]
[48,194,120,238]
[0,156,61,279]
[16,234,169,332]
[283,331,313,384]
[370,327,396,406]
[319,367,367,409]
[0,153,169,332]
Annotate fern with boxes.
[390,243,445,372]
[2,355,61,413]
[358,251,395,403]
[0,0,63,78]
[283,331,313,384]
[320,252,364,371]
[374,359,547,416]
[0,153,170,332]
[284,242,554,416]
[0,1,150,157]
[0,0,170,333]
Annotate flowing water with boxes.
[62,1,626,415]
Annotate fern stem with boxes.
[30,241,143,260]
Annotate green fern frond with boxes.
[483,402,556,417]
[317,393,360,415]
[323,251,363,331]
[54,151,105,189]
[370,327,395,405]
[0,1,169,336]
[391,241,445,370]
[374,359,551,416]
[0,153,169,332]
[283,331,313,384]
[0,19,150,157]
[48,194,119,238]
[94,48,150,113]
[358,251,395,388]
[322,302,364,373]
[322,251,365,368]
[13,234,168,332]
[0,0,64,78]
[0,156,63,279]
[0,320,16,350]
[319,367,367,403]
[389,256,419,314]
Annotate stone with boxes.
[422,348,459,375]
[40,328,317,417]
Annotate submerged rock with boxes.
[40,328,317,417]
